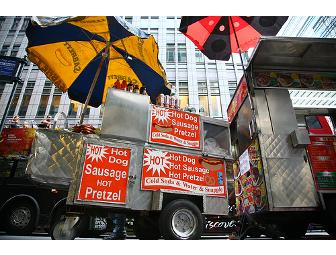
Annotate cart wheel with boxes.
[51,216,80,240]
[159,199,203,240]
[134,214,161,240]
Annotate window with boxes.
[125,16,132,24]
[166,28,175,42]
[10,44,20,57]
[151,16,159,19]
[167,16,175,19]
[166,44,175,62]
[0,18,5,30]
[11,17,21,30]
[179,81,188,95]
[21,18,30,31]
[37,95,49,117]
[7,95,19,116]
[68,100,80,117]
[18,95,31,116]
[0,44,10,55]
[43,80,53,94]
[211,96,222,117]
[199,96,209,116]
[195,49,204,63]
[210,81,220,94]
[0,159,13,178]
[198,82,207,94]
[306,116,322,129]
[178,44,187,63]
[179,95,189,110]
[228,80,237,98]
[140,16,149,19]
[49,95,61,116]
[208,63,217,69]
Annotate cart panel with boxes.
[149,105,202,150]
[26,129,83,186]
[307,135,336,191]
[68,138,150,210]
[76,144,131,204]
[259,134,319,208]
[141,147,227,198]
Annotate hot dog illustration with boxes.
[152,122,174,133]
[199,157,223,171]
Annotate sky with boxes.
[1,0,336,16]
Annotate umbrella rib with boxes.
[76,26,106,54]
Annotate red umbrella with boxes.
[179,16,288,61]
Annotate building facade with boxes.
[0,16,245,128]
[0,16,335,128]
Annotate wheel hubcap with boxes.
[172,209,197,239]
[10,207,31,229]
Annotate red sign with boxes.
[227,78,248,123]
[141,148,227,197]
[0,128,35,157]
[77,144,131,204]
[307,136,336,190]
[149,105,201,149]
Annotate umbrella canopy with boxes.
[25,16,170,107]
[179,16,288,60]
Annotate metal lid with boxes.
[247,36,336,71]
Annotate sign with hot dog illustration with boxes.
[77,144,131,204]
[141,148,227,197]
[149,105,201,150]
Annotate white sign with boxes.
[239,149,250,175]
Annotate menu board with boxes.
[77,144,131,204]
[149,105,201,150]
[235,139,268,215]
[227,77,248,123]
[307,136,336,190]
[254,71,336,90]
[141,148,227,197]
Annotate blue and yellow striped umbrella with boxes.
[25,16,170,107]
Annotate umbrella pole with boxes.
[79,44,110,124]
[229,17,249,80]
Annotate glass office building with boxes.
[0,16,335,127]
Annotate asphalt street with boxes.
[0,230,334,240]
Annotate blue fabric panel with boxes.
[67,51,108,107]
[112,46,167,102]
[106,17,134,42]
[25,21,106,47]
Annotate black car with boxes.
[0,158,68,235]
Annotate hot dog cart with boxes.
[228,36,336,239]
[24,88,231,240]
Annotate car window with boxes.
[14,160,28,177]
[0,159,14,178]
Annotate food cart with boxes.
[228,36,336,239]
[24,89,231,240]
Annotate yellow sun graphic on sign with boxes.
[143,149,171,176]
[152,106,171,124]
[86,144,109,162]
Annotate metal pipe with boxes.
[79,42,110,124]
